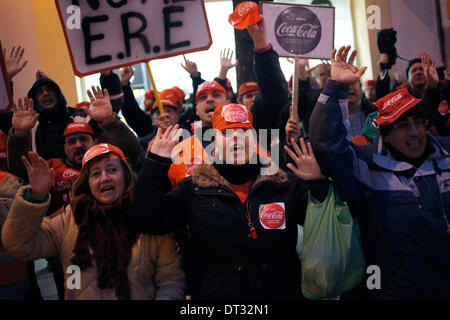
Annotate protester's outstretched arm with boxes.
[421,54,441,119]
[131,125,188,235]
[120,66,154,137]
[248,17,289,131]
[7,97,39,180]
[375,54,391,99]
[1,152,64,261]
[309,46,367,201]
[82,86,144,169]
[181,57,204,106]
[217,48,237,80]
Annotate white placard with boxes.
[0,42,13,113]
[55,0,212,76]
[261,2,334,59]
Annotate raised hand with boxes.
[4,46,28,80]
[247,16,269,50]
[422,54,439,88]
[149,124,182,159]
[12,97,39,137]
[284,138,324,181]
[330,46,367,85]
[82,86,113,123]
[120,66,134,86]
[181,56,199,77]
[22,151,55,199]
[377,53,389,76]
[220,49,238,71]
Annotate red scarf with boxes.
[70,192,138,300]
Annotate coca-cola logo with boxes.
[259,203,285,229]
[222,104,248,123]
[382,93,404,110]
[62,169,80,179]
[238,1,257,16]
[275,6,321,55]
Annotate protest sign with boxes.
[261,2,334,59]
[0,43,13,114]
[55,0,212,76]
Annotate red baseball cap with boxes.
[151,89,180,114]
[238,81,259,97]
[81,143,126,171]
[229,1,262,30]
[62,122,94,138]
[363,80,376,88]
[145,89,155,99]
[212,103,253,131]
[171,86,185,103]
[75,101,91,109]
[195,81,227,104]
[375,88,423,126]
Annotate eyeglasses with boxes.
[392,118,429,130]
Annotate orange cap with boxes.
[81,143,126,171]
[195,81,227,104]
[229,1,262,30]
[238,81,259,97]
[171,86,185,103]
[145,89,155,99]
[375,88,422,126]
[151,89,180,114]
[62,122,94,138]
[212,103,253,131]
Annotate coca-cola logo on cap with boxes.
[222,104,249,123]
[275,6,321,55]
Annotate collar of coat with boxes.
[192,163,289,189]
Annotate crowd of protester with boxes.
[0,11,449,301]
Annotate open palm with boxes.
[330,46,367,84]
[12,97,39,136]
[284,138,324,181]
[82,86,113,123]
[22,152,55,199]
[149,125,182,159]
[4,46,28,80]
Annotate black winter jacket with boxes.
[131,154,328,300]
[27,77,73,160]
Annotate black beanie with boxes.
[405,58,422,78]
[100,72,122,96]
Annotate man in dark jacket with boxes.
[25,75,73,160]
[310,45,450,299]
[131,103,328,300]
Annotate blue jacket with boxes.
[310,80,450,299]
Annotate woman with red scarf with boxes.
[1,144,185,300]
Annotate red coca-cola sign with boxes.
[259,203,285,229]
[274,6,321,55]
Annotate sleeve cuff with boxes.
[146,151,173,165]
[254,43,272,53]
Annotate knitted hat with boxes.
[100,72,122,96]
